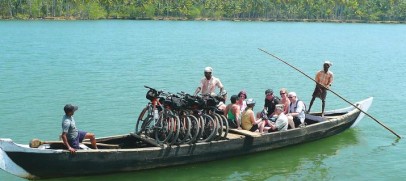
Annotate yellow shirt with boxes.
[241,109,254,131]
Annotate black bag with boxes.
[146,90,158,101]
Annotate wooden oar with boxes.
[258,48,401,139]
[29,138,119,148]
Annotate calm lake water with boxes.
[1,20,405,180]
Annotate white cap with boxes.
[204,67,213,73]
[324,61,332,67]
[288,92,297,97]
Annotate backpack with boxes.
[290,100,306,113]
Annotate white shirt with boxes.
[289,100,306,123]
[198,76,223,95]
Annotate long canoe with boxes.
[0,97,373,179]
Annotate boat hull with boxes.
[0,98,371,179]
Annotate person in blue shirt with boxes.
[61,104,97,153]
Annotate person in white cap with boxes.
[194,66,224,96]
[308,61,334,117]
[287,92,306,128]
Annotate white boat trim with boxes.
[0,146,34,179]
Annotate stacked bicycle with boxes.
[135,86,229,145]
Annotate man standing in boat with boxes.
[194,66,224,97]
[61,104,97,153]
[307,61,334,117]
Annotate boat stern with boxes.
[351,97,374,128]
[0,138,38,179]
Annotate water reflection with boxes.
[49,130,360,181]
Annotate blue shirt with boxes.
[62,115,78,141]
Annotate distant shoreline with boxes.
[1,16,405,24]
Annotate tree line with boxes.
[1,0,406,23]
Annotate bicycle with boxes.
[135,86,179,144]
[162,92,190,145]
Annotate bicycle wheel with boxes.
[135,107,149,135]
[175,114,191,145]
[185,114,200,144]
[168,112,180,145]
[212,113,223,140]
[218,114,229,139]
[200,114,217,142]
[194,114,205,143]
[154,112,174,144]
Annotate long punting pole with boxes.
[258,48,401,139]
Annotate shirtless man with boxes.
[308,61,334,117]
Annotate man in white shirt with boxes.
[194,67,224,96]
[287,92,306,129]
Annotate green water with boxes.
[1,20,405,180]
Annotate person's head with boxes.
[238,90,247,100]
[288,92,297,102]
[279,88,288,98]
[265,89,274,100]
[64,104,78,116]
[204,67,213,80]
[275,104,284,114]
[323,60,332,71]
[246,98,256,108]
[230,95,239,104]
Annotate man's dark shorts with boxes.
[293,117,302,128]
[312,85,327,101]
[228,119,238,129]
[249,124,259,132]
[69,131,87,149]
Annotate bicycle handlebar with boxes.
[144,85,164,94]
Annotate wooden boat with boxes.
[0,97,373,179]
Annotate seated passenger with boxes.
[216,90,227,112]
[241,99,266,133]
[267,104,288,132]
[287,92,306,129]
[279,88,290,114]
[263,89,280,119]
[224,95,241,129]
[237,90,247,112]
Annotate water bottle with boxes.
[153,109,159,120]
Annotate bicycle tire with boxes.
[168,112,180,145]
[194,114,205,142]
[135,107,149,135]
[212,113,223,140]
[200,114,217,142]
[175,115,191,145]
[218,114,229,139]
[185,114,200,144]
[154,112,174,144]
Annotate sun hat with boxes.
[265,89,273,95]
[246,98,256,106]
[204,67,213,73]
[288,92,297,97]
[324,61,332,67]
[275,104,284,111]
[64,104,78,113]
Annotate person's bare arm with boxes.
[61,132,76,153]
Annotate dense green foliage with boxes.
[1,0,406,22]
